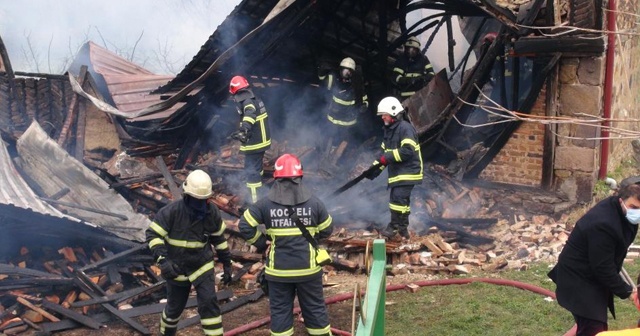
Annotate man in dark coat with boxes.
[548,183,640,335]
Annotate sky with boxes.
[0,0,240,74]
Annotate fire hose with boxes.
[223,277,555,335]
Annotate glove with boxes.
[379,156,388,166]
[158,258,182,280]
[230,130,248,143]
[222,264,233,285]
[364,165,383,180]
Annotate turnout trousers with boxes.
[243,151,264,203]
[160,269,223,336]
[268,277,332,336]
[388,185,414,238]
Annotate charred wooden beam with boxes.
[70,268,151,335]
[176,289,264,330]
[0,263,67,278]
[465,53,561,178]
[175,115,219,169]
[513,36,604,56]
[0,278,74,291]
[109,172,165,188]
[57,67,87,147]
[80,244,147,272]
[41,298,102,330]
[75,98,87,161]
[39,289,234,333]
[155,156,181,199]
[71,281,166,308]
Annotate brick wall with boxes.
[479,89,546,186]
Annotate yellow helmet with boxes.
[182,170,213,199]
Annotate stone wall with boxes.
[553,57,603,202]
[606,0,640,168]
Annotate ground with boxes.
[16,274,357,335]
[25,272,431,335]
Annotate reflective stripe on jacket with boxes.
[393,54,435,97]
[145,199,230,284]
[322,73,367,127]
[374,120,423,187]
[235,89,271,154]
[238,197,333,283]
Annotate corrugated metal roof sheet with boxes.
[16,121,151,242]
[0,137,76,218]
[77,42,184,122]
[85,41,154,76]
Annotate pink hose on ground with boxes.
[223,277,555,335]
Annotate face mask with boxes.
[622,202,640,225]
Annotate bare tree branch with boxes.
[130,30,144,62]
[94,26,109,50]
[47,33,54,73]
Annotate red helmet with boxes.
[273,154,303,178]
[229,76,249,94]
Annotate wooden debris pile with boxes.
[0,241,262,335]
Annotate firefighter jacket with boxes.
[319,71,368,126]
[238,197,333,283]
[393,54,435,98]
[234,89,271,154]
[146,198,231,286]
[373,119,423,187]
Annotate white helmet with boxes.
[377,96,404,117]
[339,57,356,71]
[405,36,421,49]
[182,170,213,199]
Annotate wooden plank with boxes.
[16,297,60,322]
[177,289,264,330]
[155,156,181,200]
[330,141,348,166]
[72,269,151,335]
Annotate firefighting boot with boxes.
[159,311,179,336]
[398,213,410,239]
[380,212,401,239]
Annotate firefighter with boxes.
[365,96,423,240]
[393,36,436,100]
[146,169,232,336]
[318,57,368,147]
[239,153,334,336]
[229,75,271,203]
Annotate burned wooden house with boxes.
[1,0,640,333]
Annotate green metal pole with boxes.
[356,239,387,336]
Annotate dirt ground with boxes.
[23,272,422,336]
